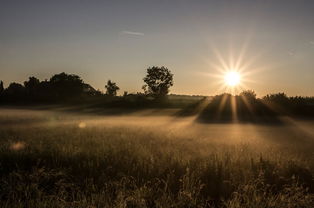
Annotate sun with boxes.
[224,71,241,87]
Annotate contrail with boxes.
[122,31,145,36]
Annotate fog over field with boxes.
[2,107,314,147]
[0,108,313,207]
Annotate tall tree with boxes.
[143,66,173,98]
[0,81,3,94]
[105,80,119,96]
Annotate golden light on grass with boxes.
[78,122,87,128]
[10,141,26,151]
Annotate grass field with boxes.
[0,108,313,207]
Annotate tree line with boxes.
[197,90,314,120]
[0,66,314,117]
[0,66,173,104]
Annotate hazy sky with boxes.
[1,0,314,96]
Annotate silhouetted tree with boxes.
[263,93,290,105]
[24,77,40,98]
[143,66,173,98]
[3,82,26,102]
[24,77,40,90]
[6,83,25,94]
[0,81,3,95]
[105,80,119,96]
[49,72,85,99]
[240,90,257,103]
[34,79,53,101]
[82,83,98,96]
[260,92,291,115]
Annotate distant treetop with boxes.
[105,80,120,96]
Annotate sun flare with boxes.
[224,71,241,87]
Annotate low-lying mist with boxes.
[0,107,313,207]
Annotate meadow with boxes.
[0,108,313,207]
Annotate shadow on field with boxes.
[0,104,178,117]
[176,97,286,125]
[0,103,184,116]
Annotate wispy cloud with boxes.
[122,30,145,36]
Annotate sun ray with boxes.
[231,95,238,122]
[240,95,255,116]
[211,47,230,72]
[201,36,272,97]
[217,93,229,117]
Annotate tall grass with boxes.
[0,109,313,207]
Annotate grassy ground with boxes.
[0,108,313,207]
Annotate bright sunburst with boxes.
[224,71,241,87]
[201,39,263,95]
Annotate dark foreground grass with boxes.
[0,109,313,207]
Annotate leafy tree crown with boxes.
[143,66,173,97]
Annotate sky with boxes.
[1,0,314,96]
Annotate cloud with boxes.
[122,30,145,36]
